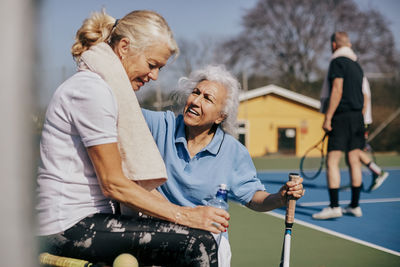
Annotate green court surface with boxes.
[229,202,400,267]
[252,153,400,170]
[229,154,400,267]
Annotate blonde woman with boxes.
[36,10,227,266]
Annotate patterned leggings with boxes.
[38,213,218,267]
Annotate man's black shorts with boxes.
[328,111,365,152]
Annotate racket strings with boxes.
[300,135,327,180]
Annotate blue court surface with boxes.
[258,168,400,256]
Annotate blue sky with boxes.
[37,0,399,107]
[38,0,258,69]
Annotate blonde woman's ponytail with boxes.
[71,11,115,61]
[71,10,179,62]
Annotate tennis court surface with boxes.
[259,168,400,254]
[229,166,400,266]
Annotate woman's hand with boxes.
[246,178,305,213]
[279,177,305,201]
[178,206,230,234]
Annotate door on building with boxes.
[278,128,296,155]
[237,120,248,147]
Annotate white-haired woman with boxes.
[140,65,304,266]
[36,10,228,266]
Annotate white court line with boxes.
[266,211,400,257]
[298,197,400,207]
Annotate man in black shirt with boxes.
[313,32,365,219]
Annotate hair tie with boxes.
[112,19,119,30]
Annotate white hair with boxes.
[174,65,241,136]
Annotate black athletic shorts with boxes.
[328,111,365,152]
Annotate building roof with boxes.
[239,84,321,110]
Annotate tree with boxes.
[223,0,398,89]
[171,36,227,78]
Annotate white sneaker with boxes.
[312,206,342,220]
[369,171,389,191]
[342,206,362,217]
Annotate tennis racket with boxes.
[299,133,328,180]
[39,252,108,267]
[279,173,301,267]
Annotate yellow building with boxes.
[237,84,325,157]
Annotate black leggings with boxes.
[38,213,218,267]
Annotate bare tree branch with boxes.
[222,0,398,85]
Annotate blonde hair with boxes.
[71,10,179,61]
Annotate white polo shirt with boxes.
[36,70,118,235]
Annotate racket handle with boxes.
[39,252,94,267]
[285,173,301,226]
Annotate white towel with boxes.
[362,77,372,124]
[320,46,358,113]
[79,42,167,191]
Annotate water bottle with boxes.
[207,184,229,246]
[207,184,229,211]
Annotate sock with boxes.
[329,189,339,208]
[350,186,362,208]
[367,162,382,176]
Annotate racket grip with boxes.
[285,173,301,226]
[39,252,93,267]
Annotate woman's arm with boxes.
[87,143,229,234]
[150,188,167,200]
[245,178,304,212]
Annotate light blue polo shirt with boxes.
[142,109,266,207]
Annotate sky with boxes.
[36,0,400,108]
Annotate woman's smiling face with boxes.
[118,40,171,91]
[183,80,227,130]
